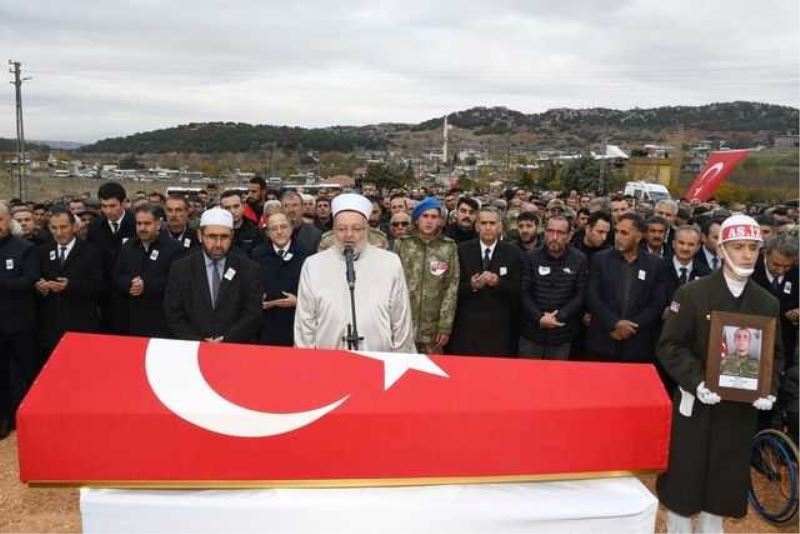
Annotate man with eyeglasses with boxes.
[394,197,459,354]
[295,193,414,352]
[388,211,411,247]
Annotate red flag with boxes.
[684,149,749,201]
[17,334,671,486]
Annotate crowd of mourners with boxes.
[1,175,798,532]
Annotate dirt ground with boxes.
[1,431,797,533]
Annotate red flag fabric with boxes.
[17,334,671,487]
[684,149,749,201]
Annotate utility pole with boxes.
[9,60,30,200]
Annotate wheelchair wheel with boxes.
[749,428,799,525]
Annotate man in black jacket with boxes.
[520,215,588,359]
[164,194,199,252]
[220,190,261,256]
[86,182,135,333]
[662,225,710,305]
[36,206,104,361]
[0,201,40,439]
[752,231,799,367]
[164,207,261,343]
[251,211,306,346]
[444,196,479,244]
[115,204,182,338]
[586,212,667,363]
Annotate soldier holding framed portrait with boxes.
[655,214,784,533]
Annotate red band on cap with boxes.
[721,224,761,241]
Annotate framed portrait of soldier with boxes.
[705,311,776,403]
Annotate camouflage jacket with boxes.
[393,231,459,343]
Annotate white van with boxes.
[624,181,671,202]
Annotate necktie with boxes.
[772,276,781,292]
[210,259,221,308]
[111,221,119,236]
[711,257,719,270]
[59,246,67,267]
[678,267,688,285]
[482,248,491,271]
[277,249,285,258]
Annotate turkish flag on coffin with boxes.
[684,149,749,202]
[17,334,671,486]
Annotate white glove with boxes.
[696,382,721,405]
[753,395,777,411]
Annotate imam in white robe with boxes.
[294,244,415,352]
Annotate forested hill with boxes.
[78,101,798,154]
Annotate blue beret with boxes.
[412,197,442,221]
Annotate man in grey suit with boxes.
[164,207,261,343]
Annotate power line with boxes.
[9,60,31,201]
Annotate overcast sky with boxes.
[2,0,798,143]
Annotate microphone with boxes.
[344,245,356,289]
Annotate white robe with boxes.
[294,244,415,352]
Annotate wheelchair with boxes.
[748,362,798,525]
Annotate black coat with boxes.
[251,241,306,346]
[752,254,799,365]
[163,248,262,342]
[520,246,588,345]
[656,271,783,518]
[661,256,712,302]
[37,240,104,352]
[233,218,262,257]
[114,236,183,337]
[292,223,322,256]
[86,211,135,332]
[0,235,40,334]
[586,248,667,362]
[167,227,200,254]
[447,239,522,357]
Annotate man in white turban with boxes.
[294,193,415,352]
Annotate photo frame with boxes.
[705,311,776,403]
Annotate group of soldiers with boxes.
[1,176,799,533]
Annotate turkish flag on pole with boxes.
[684,149,749,201]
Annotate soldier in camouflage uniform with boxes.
[394,197,459,354]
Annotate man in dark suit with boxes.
[662,225,711,305]
[640,215,672,258]
[164,194,199,253]
[282,190,322,255]
[35,206,104,360]
[0,200,40,439]
[86,182,135,333]
[114,204,182,338]
[251,211,306,346]
[693,217,723,273]
[164,207,261,343]
[752,231,799,367]
[586,212,667,363]
[448,206,522,357]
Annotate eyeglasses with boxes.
[391,221,410,227]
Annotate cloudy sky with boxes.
[1,0,798,143]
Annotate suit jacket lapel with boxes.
[215,255,237,307]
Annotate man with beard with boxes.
[164,208,261,343]
[220,190,260,257]
[444,196,479,244]
[513,211,540,259]
[656,214,783,533]
[519,215,587,359]
[586,212,667,363]
[573,211,611,262]
[294,193,414,352]
[394,197,459,354]
[164,194,199,252]
[114,204,182,337]
[244,176,267,225]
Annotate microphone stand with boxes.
[343,247,364,350]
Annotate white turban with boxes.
[332,193,372,221]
